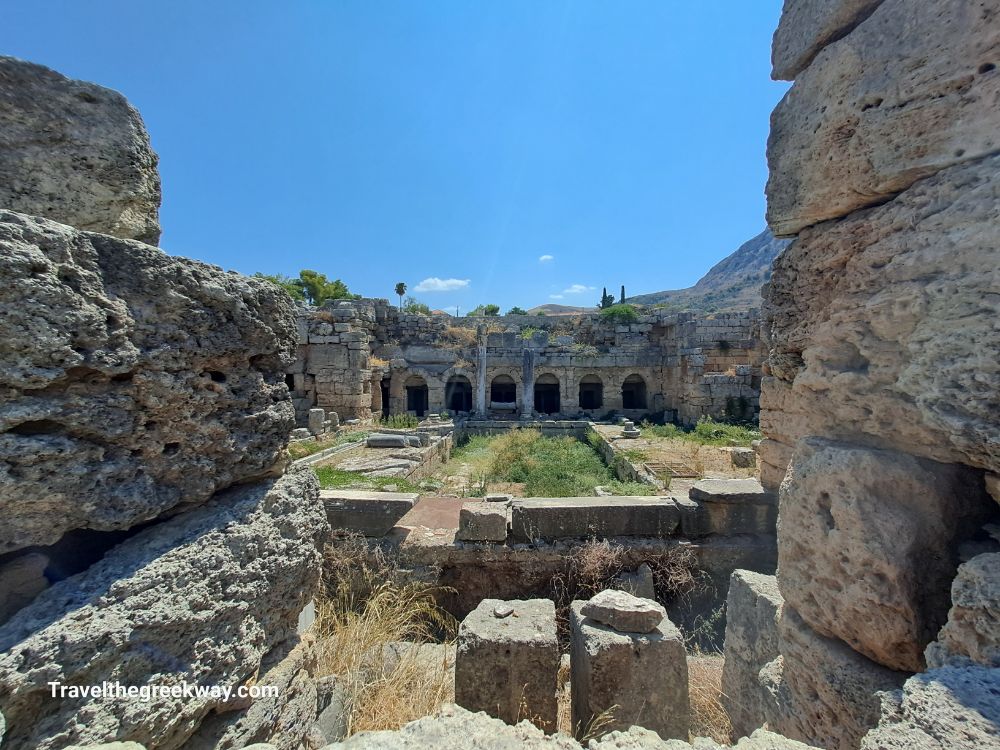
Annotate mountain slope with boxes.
[627,229,790,312]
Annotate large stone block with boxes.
[925,552,1000,669]
[766,0,1000,235]
[0,57,160,243]
[570,600,689,740]
[320,490,418,537]
[771,0,885,81]
[455,598,559,732]
[689,479,777,536]
[510,497,679,542]
[0,468,328,750]
[762,154,1000,471]
[765,608,908,750]
[778,437,988,672]
[456,501,508,543]
[722,570,784,739]
[859,666,1000,750]
[0,211,298,553]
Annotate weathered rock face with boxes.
[0,210,298,553]
[766,0,1000,235]
[771,0,885,81]
[0,467,327,750]
[762,153,1000,470]
[764,608,908,750]
[859,667,1000,750]
[925,552,1000,669]
[778,438,989,672]
[721,570,783,739]
[0,57,161,244]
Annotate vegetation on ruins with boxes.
[255,270,357,306]
[506,306,528,315]
[468,303,501,317]
[598,287,616,309]
[317,534,457,735]
[640,416,760,447]
[313,466,424,492]
[403,296,431,315]
[597,303,639,324]
[379,413,420,429]
[451,431,653,497]
[287,430,370,460]
[394,281,407,311]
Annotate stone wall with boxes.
[0,58,330,748]
[288,300,764,426]
[749,1,1000,747]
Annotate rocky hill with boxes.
[526,303,594,317]
[627,230,790,313]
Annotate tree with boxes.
[507,306,528,316]
[394,282,407,311]
[252,273,306,302]
[469,303,501,317]
[620,285,626,304]
[403,296,431,315]
[598,287,616,309]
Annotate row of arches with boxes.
[397,372,648,417]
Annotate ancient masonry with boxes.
[287,299,765,427]
[724,1,1000,749]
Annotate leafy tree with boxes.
[394,282,407,311]
[598,287,616,309]
[507,306,528,316]
[298,270,355,306]
[252,273,306,302]
[599,304,639,324]
[469,303,501,317]
[403,296,432,315]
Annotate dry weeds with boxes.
[688,651,732,744]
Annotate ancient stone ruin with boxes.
[1,0,998,749]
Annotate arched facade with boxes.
[622,373,648,410]
[578,374,604,412]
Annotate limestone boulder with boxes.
[0,210,299,553]
[859,666,1000,750]
[762,154,1000,471]
[771,0,885,81]
[765,608,908,750]
[579,589,666,634]
[721,571,783,738]
[767,0,1000,235]
[0,468,328,750]
[0,57,160,243]
[778,437,988,672]
[925,552,1000,669]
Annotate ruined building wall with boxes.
[287,301,765,426]
[747,1,1000,748]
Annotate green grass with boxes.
[378,414,420,429]
[314,467,423,493]
[640,417,760,447]
[460,430,654,497]
[288,430,370,460]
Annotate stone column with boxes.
[475,328,487,416]
[520,349,535,419]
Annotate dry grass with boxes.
[315,536,457,736]
[442,325,478,348]
[688,651,732,744]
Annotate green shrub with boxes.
[380,414,419,429]
[598,304,639,324]
[640,417,759,447]
[314,467,422,493]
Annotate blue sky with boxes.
[4,2,788,314]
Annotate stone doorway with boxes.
[535,374,560,415]
[446,375,473,413]
[578,375,603,411]
[380,378,390,418]
[490,375,517,407]
[622,374,647,410]
[405,375,429,417]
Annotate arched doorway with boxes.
[445,375,473,413]
[622,374,647,410]
[535,373,561,415]
[405,375,429,416]
[578,375,604,411]
[490,375,517,407]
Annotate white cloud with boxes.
[413,277,470,293]
[549,294,565,300]
[538,254,554,263]
[561,284,595,295]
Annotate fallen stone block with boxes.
[722,570,784,739]
[688,479,777,536]
[456,502,508,543]
[366,433,409,448]
[321,489,418,537]
[580,589,666,634]
[510,497,680,542]
[308,408,327,435]
[730,447,757,469]
[0,468,328,750]
[455,598,559,733]
[570,600,689,740]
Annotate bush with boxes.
[379,413,419,428]
[598,304,639,324]
[640,417,759,447]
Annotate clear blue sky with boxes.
[4,1,788,314]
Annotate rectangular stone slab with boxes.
[510,497,679,542]
[320,490,418,537]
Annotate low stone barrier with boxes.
[320,490,418,537]
[510,497,680,542]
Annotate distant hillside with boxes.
[627,229,790,313]
[526,303,593,317]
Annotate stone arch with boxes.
[404,374,429,416]
[490,374,517,406]
[578,374,604,411]
[622,373,647,410]
[445,374,473,413]
[535,372,561,415]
